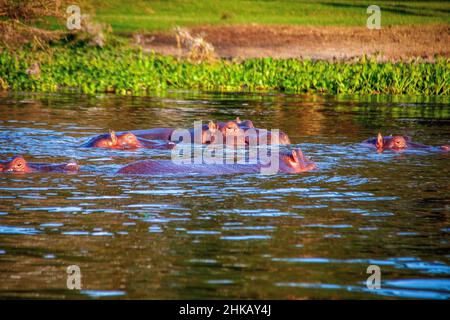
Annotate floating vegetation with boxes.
[0,46,448,95]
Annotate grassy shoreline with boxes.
[88,0,450,32]
[0,46,448,96]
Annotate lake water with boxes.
[0,91,449,299]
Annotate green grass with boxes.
[82,0,450,33]
[1,46,448,95]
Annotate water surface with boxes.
[0,91,449,299]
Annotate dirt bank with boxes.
[140,24,450,61]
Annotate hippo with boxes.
[363,132,450,152]
[88,122,218,146]
[235,117,255,129]
[116,148,316,175]
[123,121,222,145]
[92,121,230,145]
[245,128,291,145]
[117,128,175,141]
[217,117,255,130]
[0,156,79,173]
[81,130,175,150]
[117,118,290,146]
[213,119,291,145]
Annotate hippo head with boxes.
[235,117,254,129]
[376,133,408,151]
[201,121,220,144]
[218,120,251,145]
[117,132,142,148]
[3,156,33,173]
[92,130,142,149]
[219,120,242,136]
[280,148,317,173]
[387,136,408,150]
[218,118,254,133]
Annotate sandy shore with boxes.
[139,24,450,61]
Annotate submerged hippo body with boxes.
[117,148,316,176]
[121,128,175,141]
[81,131,175,150]
[363,133,450,152]
[0,156,79,173]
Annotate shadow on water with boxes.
[0,91,449,299]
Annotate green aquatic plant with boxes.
[0,46,448,95]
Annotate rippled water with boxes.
[0,91,449,299]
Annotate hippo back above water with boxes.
[116,148,316,176]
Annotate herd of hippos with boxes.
[1,117,449,175]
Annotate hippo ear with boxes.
[290,150,299,163]
[109,130,118,145]
[67,158,78,165]
[65,160,79,171]
[376,132,383,149]
[208,121,217,131]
